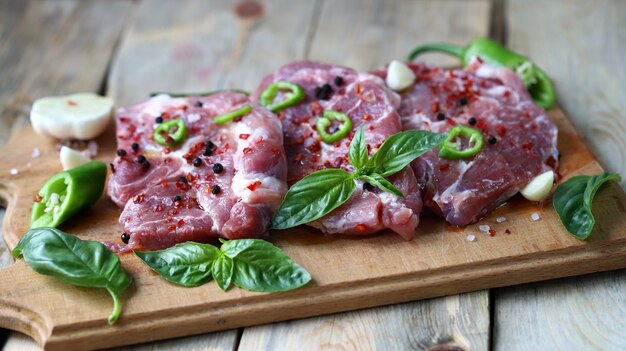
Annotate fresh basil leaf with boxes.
[212,254,234,291]
[221,239,311,292]
[360,174,404,198]
[134,242,219,287]
[367,130,446,177]
[221,239,255,259]
[348,125,368,169]
[553,172,621,240]
[272,169,356,229]
[13,227,132,324]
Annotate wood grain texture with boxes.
[493,1,626,350]
[505,0,626,189]
[108,0,318,107]
[240,1,493,350]
[239,292,489,351]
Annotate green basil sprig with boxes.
[272,126,445,229]
[553,172,621,240]
[135,239,311,292]
[12,227,132,325]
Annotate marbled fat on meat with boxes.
[376,59,559,226]
[254,61,422,239]
[107,92,287,252]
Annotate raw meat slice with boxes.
[253,61,422,239]
[107,92,287,252]
[375,58,558,226]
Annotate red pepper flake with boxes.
[496,125,507,136]
[295,137,304,145]
[217,143,230,154]
[431,103,439,113]
[488,229,496,237]
[132,194,145,204]
[243,147,252,154]
[177,219,185,227]
[67,100,77,106]
[356,224,367,232]
[163,148,171,154]
[170,209,179,216]
[109,163,116,174]
[34,194,43,202]
[247,180,262,191]
[522,141,533,150]
[310,155,318,162]
[165,216,173,223]
[167,224,177,231]
[161,112,170,119]
[503,90,511,98]
[155,204,164,212]
[271,146,279,153]
[363,114,372,121]
[369,125,375,131]
[476,119,486,129]
[530,123,537,131]
[160,180,168,188]
[546,156,557,169]
[438,163,450,172]
[294,153,303,162]
[446,118,457,126]
[355,83,362,94]
[239,133,250,140]
[277,112,285,120]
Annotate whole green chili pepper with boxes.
[213,104,252,124]
[30,161,107,229]
[438,126,484,160]
[154,118,186,147]
[259,81,305,113]
[316,110,352,143]
[406,37,555,109]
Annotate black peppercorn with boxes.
[488,136,497,144]
[116,149,127,156]
[178,176,188,184]
[131,143,139,151]
[459,97,468,106]
[205,141,215,149]
[212,163,224,174]
[193,157,203,167]
[468,117,477,126]
[155,116,163,124]
[121,233,130,244]
[211,185,221,194]
[173,195,182,202]
[137,155,146,163]
[195,101,203,107]
[436,113,446,121]
[334,76,344,86]
[363,182,374,191]
[142,161,150,169]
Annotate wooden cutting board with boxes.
[0,107,625,351]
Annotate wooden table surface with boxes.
[1,0,625,350]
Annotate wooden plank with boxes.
[108,0,317,107]
[494,1,626,349]
[239,0,494,350]
[239,292,490,351]
[0,0,133,350]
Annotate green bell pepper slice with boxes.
[438,126,484,160]
[259,81,306,113]
[213,104,252,124]
[30,161,107,229]
[406,37,556,109]
[154,118,186,147]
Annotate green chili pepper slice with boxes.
[213,104,252,124]
[406,37,556,109]
[30,161,107,229]
[154,118,186,147]
[259,81,305,113]
[438,126,484,160]
[316,110,353,143]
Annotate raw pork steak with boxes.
[254,61,422,240]
[107,92,287,252]
[376,58,558,226]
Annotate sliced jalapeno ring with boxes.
[259,81,305,113]
[213,104,252,124]
[316,110,353,143]
[438,126,484,160]
[154,118,186,147]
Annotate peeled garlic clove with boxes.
[60,146,91,170]
[30,93,114,140]
[386,60,416,91]
[520,170,555,201]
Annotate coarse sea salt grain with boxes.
[467,234,477,242]
[496,216,506,223]
[31,147,41,158]
[478,224,490,233]
[531,212,541,221]
[9,168,18,175]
